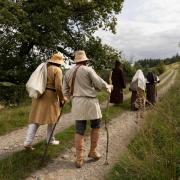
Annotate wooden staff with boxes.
[104,95,110,165]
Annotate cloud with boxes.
[95,0,180,60]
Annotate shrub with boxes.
[97,69,110,83]
[0,82,28,106]
[122,61,136,82]
[156,63,166,75]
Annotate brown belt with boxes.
[46,87,56,92]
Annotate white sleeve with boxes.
[88,68,108,90]
[109,71,112,84]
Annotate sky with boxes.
[95,0,180,61]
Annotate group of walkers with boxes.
[24,50,112,168]
[108,60,160,113]
[23,50,160,168]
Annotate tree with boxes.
[0,0,124,83]
[84,37,121,70]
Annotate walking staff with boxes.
[104,94,110,165]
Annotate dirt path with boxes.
[26,70,177,180]
[157,69,173,86]
[0,69,175,160]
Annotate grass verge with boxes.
[106,69,180,180]
[0,102,71,136]
[157,69,176,90]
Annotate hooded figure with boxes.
[146,72,160,105]
[24,53,65,150]
[63,50,113,168]
[109,60,126,104]
[130,69,146,115]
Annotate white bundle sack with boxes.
[26,62,47,98]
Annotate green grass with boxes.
[0,101,71,136]
[106,69,180,180]
[159,68,171,80]
[0,105,31,135]
[157,69,176,90]
[97,91,109,103]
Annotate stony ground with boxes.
[0,69,175,160]
[25,70,177,180]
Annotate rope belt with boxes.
[46,87,56,92]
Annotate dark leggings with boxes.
[76,119,101,135]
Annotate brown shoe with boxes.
[88,151,101,160]
[24,145,35,151]
[75,158,84,168]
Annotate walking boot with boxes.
[88,128,101,160]
[75,134,84,168]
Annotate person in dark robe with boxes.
[109,60,126,104]
[146,72,160,105]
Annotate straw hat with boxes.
[74,50,89,63]
[48,53,64,65]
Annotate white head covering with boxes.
[132,69,146,90]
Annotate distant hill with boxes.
[135,54,180,68]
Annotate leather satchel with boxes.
[70,65,82,96]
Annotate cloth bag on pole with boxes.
[26,62,47,99]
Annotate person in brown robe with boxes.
[24,53,65,150]
[146,72,160,105]
[109,60,126,104]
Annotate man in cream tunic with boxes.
[63,50,112,168]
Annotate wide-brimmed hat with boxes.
[74,50,89,63]
[48,53,64,65]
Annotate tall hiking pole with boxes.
[39,104,64,166]
[104,94,110,165]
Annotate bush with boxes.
[123,61,136,82]
[97,61,136,83]
[97,69,110,83]
[0,82,28,106]
[154,63,166,75]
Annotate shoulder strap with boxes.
[70,65,82,96]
